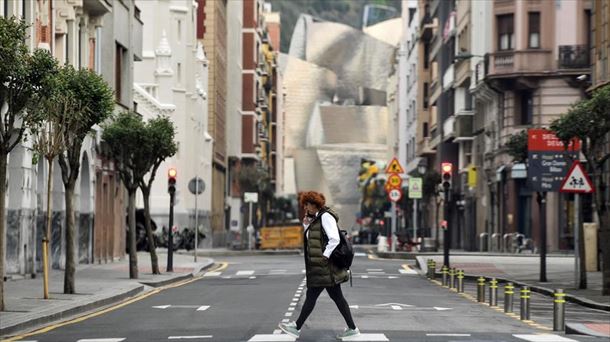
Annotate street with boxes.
[7,254,606,342]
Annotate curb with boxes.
[566,323,610,338]
[377,251,574,259]
[177,249,301,257]
[412,256,610,313]
[0,260,216,338]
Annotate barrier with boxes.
[520,286,531,320]
[259,226,303,249]
[504,282,514,313]
[553,289,566,331]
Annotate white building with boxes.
[133,0,213,244]
[402,0,419,174]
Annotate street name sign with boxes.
[560,161,594,193]
[527,129,580,192]
[408,177,423,199]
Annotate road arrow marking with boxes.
[168,336,213,340]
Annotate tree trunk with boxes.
[142,188,160,275]
[0,153,8,311]
[127,188,138,279]
[594,172,610,295]
[63,180,76,294]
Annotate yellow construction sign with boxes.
[385,157,405,174]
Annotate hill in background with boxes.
[267,0,402,53]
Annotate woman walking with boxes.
[279,191,359,340]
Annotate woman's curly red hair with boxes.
[299,191,326,209]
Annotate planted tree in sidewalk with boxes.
[138,116,177,274]
[550,85,610,295]
[57,65,114,294]
[30,85,73,299]
[103,112,177,277]
[0,17,57,310]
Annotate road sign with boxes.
[385,157,405,174]
[386,174,402,190]
[527,129,580,192]
[188,177,205,195]
[408,177,422,199]
[244,192,258,203]
[560,161,594,193]
[388,188,402,202]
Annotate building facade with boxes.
[2,0,142,275]
[197,0,228,245]
[133,0,213,244]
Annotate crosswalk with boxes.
[201,267,419,279]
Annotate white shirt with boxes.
[303,211,340,258]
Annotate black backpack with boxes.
[319,209,355,271]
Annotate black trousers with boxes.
[295,284,356,330]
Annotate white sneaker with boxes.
[337,327,360,340]
[278,321,300,338]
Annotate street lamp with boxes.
[417,158,428,175]
[453,51,485,62]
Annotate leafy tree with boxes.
[0,16,57,310]
[103,112,177,277]
[506,130,528,163]
[550,85,610,295]
[56,65,114,293]
[138,116,177,274]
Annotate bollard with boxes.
[426,260,432,278]
[449,268,456,289]
[477,277,486,302]
[430,260,437,280]
[457,269,464,293]
[504,282,514,313]
[489,278,498,306]
[441,265,449,287]
[520,286,531,320]
[553,289,566,331]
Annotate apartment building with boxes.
[2,0,142,274]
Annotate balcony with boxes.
[454,115,474,141]
[418,137,437,156]
[443,116,456,141]
[558,45,590,70]
[489,49,552,77]
[420,15,436,42]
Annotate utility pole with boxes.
[167,168,177,272]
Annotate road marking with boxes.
[349,305,359,309]
[289,302,297,306]
[388,276,399,279]
[376,303,414,308]
[77,339,126,342]
[367,271,386,275]
[361,275,369,279]
[197,305,210,311]
[273,329,282,335]
[355,252,366,257]
[203,271,222,277]
[237,270,255,276]
[366,269,383,271]
[248,335,296,341]
[168,336,213,340]
[433,307,452,311]
[152,305,210,311]
[341,333,389,341]
[284,312,293,317]
[288,307,295,311]
[249,276,257,279]
[269,269,287,274]
[426,333,471,337]
[391,305,402,310]
[400,264,418,274]
[513,334,579,342]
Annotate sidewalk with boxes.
[0,251,213,338]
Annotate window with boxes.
[2,0,7,17]
[423,122,429,137]
[177,62,182,84]
[115,43,126,103]
[423,82,429,109]
[515,90,533,125]
[64,33,69,64]
[424,44,429,69]
[497,14,514,50]
[21,0,25,18]
[528,12,540,48]
[78,24,82,69]
[177,19,182,43]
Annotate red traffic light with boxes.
[441,163,453,174]
[168,168,177,178]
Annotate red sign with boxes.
[560,161,594,193]
[528,129,580,152]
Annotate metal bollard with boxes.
[520,286,531,320]
[489,278,498,306]
[553,289,566,331]
[504,282,514,313]
[449,268,456,289]
[457,269,464,293]
[441,265,449,287]
[426,260,432,278]
[477,277,486,302]
[430,260,437,280]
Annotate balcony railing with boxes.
[558,45,590,69]
[489,49,552,76]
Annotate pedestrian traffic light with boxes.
[168,168,177,194]
[441,162,453,190]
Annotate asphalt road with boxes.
[13,253,607,342]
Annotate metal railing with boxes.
[558,45,590,69]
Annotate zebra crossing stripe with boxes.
[513,334,579,342]
[236,270,255,276]
[77,339,126,342]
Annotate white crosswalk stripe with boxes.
[168,336,213,340]
[236,270,255,276]
[77,339,126,342]
[513,334,579,342]
[248,335,296,341]
[203,271,222,277]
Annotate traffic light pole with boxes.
[443,188,450,268]
[167,190,175,272]
[537,191,547,282]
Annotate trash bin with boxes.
[422,237,436,252]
